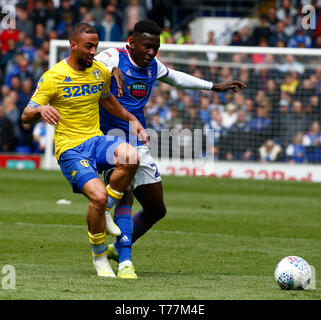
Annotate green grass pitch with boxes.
[0,168,320,300]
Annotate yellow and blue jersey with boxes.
[29,59,111,159]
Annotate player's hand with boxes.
[212,81,247,93]
[112,67,125,97]
[129,120,149,145]
[39,105,61,125]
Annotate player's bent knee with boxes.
[115,143,140,167]
[91,189,108,211]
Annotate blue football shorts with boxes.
[59,135,124,194]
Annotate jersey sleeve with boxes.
[99,63,111,98]
[95,48,120,73]
[158,67,213,90]
[155,57,169,79]
[29,72,56,107]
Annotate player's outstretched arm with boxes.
[21,105,61,125]
[99,94,149,143]
[212,81,247,93]
[158,67,246,92]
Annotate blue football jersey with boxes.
[99,48,159,145]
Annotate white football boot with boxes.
[105,210,121,236]
[92,254,116,278]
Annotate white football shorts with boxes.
[133,145,162,189]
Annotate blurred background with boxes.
[1,0,321,169]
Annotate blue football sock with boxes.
[132,210,153,244]
[114,206,133,263]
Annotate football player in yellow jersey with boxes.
[21,23,148,279]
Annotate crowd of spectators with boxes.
[1,0,321,164]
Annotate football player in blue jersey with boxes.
[95,20,246,278]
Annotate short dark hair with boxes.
[69,22,97,41]
[133,20,162,36]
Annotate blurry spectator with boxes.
[175,119,194,159]
[78,3,90,22]
[252,38,268,64]
[280,72,299,95]
[259,139,283,162]
[279,54,305,74]
[280,100,309,145]
[0,104,15,152]
[177,28,193,45]
[230,31,242,46]
[105,0,124,29]
[56,0,77,26]
[101,12,123,42]
[16,7,34,37]
[198,95,211,123]
[10,75,21,92]
[0,39,17,73]
[223,110,253,161]
[250,14,271,46]
[269,21,290,47]
[33,23,46,48]
[30,0,49,27]
[203,110,226,160]
[288,29,312,48]
[46,0,59,34]
[149,113,164,133]
[267,7,278,29]
[276,0,298,24]
[249,106,273,153]
[89,0,105,26]
[210,93,225,112]
[32,119,46,153]
[18,36,37,63]
[283,15,296,38]
[160,20,172,44]
[222,102,237,129]
[123,0,147,38]
[152,95,170,124]
[243,97,255,122]
[303,121,321,163]
[56,13,74,39]
[308,95,321,123]
[286,132,306,163]
[314,34,321,48]
[17,78,33,114]
[186,107,204,130]
[266,79,281,110]
[81,13,104,40]
[0,25,19,54]
[3,94,19,141]
[239,25,251,46]
[205,31,217,62]
[295,78,316,105]
[33,48,49,81]
[5,54,33,88]
[165,107,183,130]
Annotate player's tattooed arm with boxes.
[111,67,125,98]
[22,105,61,125]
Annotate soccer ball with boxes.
[274,256,311,290]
